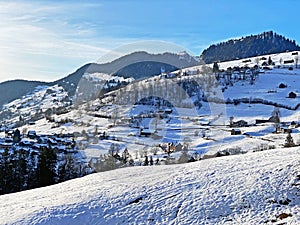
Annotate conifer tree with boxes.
[268,56,273,65]
[284,132,295,147]
[37,147,57,187]
[213,62,219,74]
[149,156,154,166]
[144,156,149,166]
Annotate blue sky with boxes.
[0,0,300,82]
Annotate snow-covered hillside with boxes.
[4,85,69,111]
[74,72,134,105]
[0,84,71,129]
[0,48,300,225]
[1,51,299,162]
[0,147,299,225]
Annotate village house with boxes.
[27,130,37,139]
[290,121,300,128]
[232,120,248,127]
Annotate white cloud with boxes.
[0,1,121,82]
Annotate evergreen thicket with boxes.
[0,145,84,195]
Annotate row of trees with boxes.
[90,142,196,173]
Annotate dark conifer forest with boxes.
[201,31,300,63]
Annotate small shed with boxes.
[288,92,297,98]
[231,128,242,135]
[284,59,294,64]
[139,128,152,137]
[256,119,269,124]
[164,108,173,114]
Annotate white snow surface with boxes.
[1,147,300,225]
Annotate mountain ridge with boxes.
[0,79,48,107]
[0,51,198,108]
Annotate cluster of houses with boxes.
[0,129,76,154]
[229,116,300,136]
[159,65,261,82]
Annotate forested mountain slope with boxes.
[201,31,300,63]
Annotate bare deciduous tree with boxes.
[294,55,299,68]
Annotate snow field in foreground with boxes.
[0,147,299,225]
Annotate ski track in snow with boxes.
[0,147,300,225]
